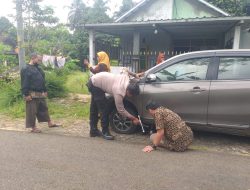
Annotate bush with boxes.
[53,67,71,80]
[64,59,81,71]
[0,80,22,107]
[45,71,67,98]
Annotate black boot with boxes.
[90,129,102,137]
[102,131,114,140]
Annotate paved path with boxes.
[0,130,249,190]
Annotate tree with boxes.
[68,0,91,63]
[113,0,135,19]
[22,0,59,25]
[21,0,59,54]
[68,0,88,30]
[0,17,17,48]
[32,24,75,56]
[87,0,112,23]
[68,0,114,65]
[207,0,246,16]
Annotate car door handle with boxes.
[190,86,206,92]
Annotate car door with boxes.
[208,56,250,129]
[141,57,211,126]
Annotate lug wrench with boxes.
[138,115,145,133]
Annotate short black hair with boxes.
[98,63,108,72]
[29,52,38,59]
[127,82,140,96]
[146,100,160,110]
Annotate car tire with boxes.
[109,107,138,134]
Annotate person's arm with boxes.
[122,68,144,78]
[143,129,164,153]
[89,66,99,74]
[84,60,95,73]
[127,70,137,78]
[21,68,29,96]
[21,68,32,101]
[88,64,108,74]
[114,94,140,125]
[153,128,164,146]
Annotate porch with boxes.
[84,17,250,72]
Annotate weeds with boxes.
[0,66,90,119]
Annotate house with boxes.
[84,0,250,71]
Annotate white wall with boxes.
[224,27,234,48]
[240,28,250,49]
[127,0,173,22]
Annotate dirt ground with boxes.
[0,113,249,157]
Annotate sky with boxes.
[0,0,142,24]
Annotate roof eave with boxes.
[198,0,230,16]
[84,16,250,29]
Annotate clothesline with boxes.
[42,55,66,68]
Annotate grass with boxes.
[110,59,119,66]
[48,100,90,119]
[1,99,90,119]
[1,101,25,118]
[65,71,89,94]
[0,69,91,120]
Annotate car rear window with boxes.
[218,57,250,80]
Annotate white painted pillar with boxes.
[169,0,174,19]
[132,32,140,72]
[89,30,95,65]
[233,25,241,49]
[133,31,140,55]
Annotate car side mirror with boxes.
[146,74,157,82]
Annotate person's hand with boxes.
[142,145,154,153]
[24,95,32,101]
[83,59,90,68]
[132,118,140,125]
[135,74,140,78]
[135,72,144,78]
[138,72,145,77]
[43,92,48,97]
[84,62,89,67]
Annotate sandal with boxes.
[49,124,61,128]
[31,128,41,133]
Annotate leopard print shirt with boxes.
[154,107,193,152]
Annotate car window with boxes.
[218,57,250,80]
[155,58,210,82]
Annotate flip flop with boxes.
[49,124,61,128]
[31,128,42,133]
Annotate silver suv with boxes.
[109,50,250,137]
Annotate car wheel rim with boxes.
[113,113,133,132]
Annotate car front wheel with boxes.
[109,108,138,134]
